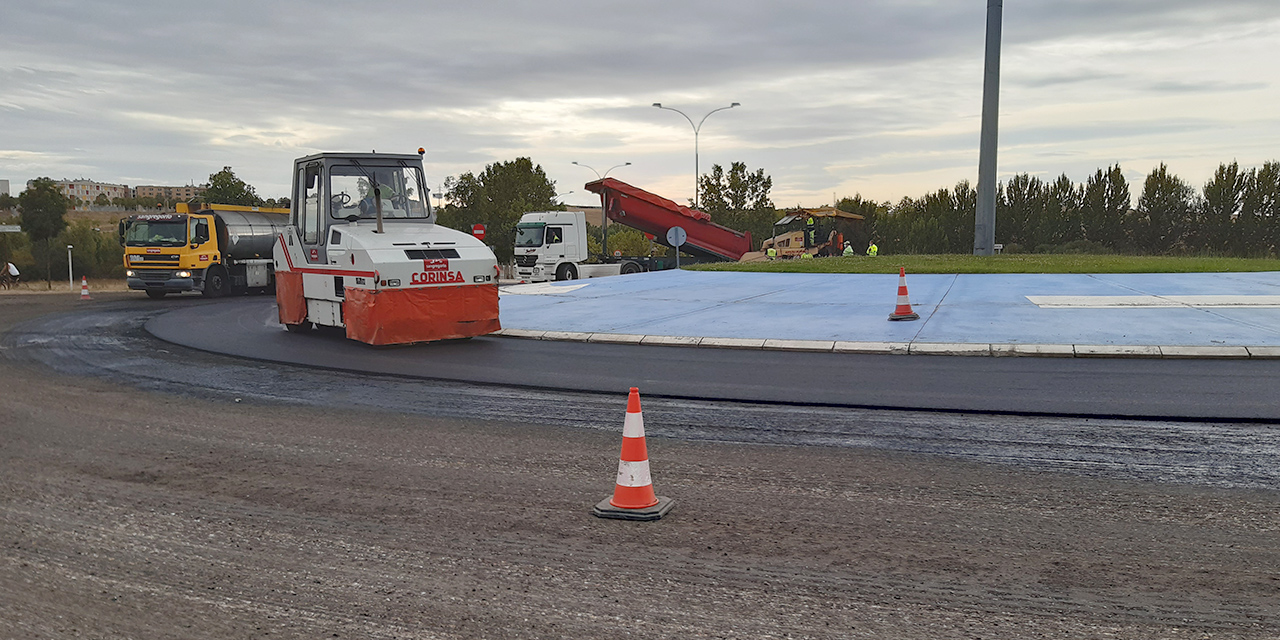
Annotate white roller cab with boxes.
[274,151,501,345]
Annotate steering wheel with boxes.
[331,192,352,208]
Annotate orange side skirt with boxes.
[275,271,307,326]
[343,284,501,346]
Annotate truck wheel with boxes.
[145,290,166,299]
[202,266,228,298]
[620,261,642,275]
[284,321,313,333]
[555,264,577,281]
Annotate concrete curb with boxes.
[491,329,1280,359]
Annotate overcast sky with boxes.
[2,1,1277,209]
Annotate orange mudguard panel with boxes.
[343,284,501,346]
[275,270,307,326]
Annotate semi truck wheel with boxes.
[620,261,642,275]
[555,264,577,281]
[202,266,228,298]
[146,290,166,299]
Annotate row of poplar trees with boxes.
[841,161,1280,257]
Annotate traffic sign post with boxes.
[666,226,687,269]
[472,223,486,240]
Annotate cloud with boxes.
[0,1,1278,204]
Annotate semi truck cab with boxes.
[514,211,591,282]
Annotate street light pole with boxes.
[66,244,73,291]
[572,161,630,260]
[651,102,739,209]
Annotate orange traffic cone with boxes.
[888,267,918,321]
[593,387,675,521]
[79,276,92,301]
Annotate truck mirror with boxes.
[117,219,126,246]
[305,165,320,189]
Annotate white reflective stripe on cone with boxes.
[614,459,652,487]
[622,411,645,438]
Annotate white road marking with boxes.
[500,282,590,296]
[1026,295,1280,308]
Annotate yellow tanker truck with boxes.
[119,203,289,298]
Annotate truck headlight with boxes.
[126,269,134,277]
[176,270,191,278]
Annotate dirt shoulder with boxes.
[1,294,1277,639]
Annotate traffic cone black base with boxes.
[887,267,919,321]
[593,495,675,521]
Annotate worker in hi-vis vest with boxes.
[842,241,855,257]
[866,240,879,257]
[766,247,777,260]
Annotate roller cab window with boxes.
[329,164,430,221]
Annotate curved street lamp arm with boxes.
[571,161,602,179]
[696,103,740,132]
[653,104,696,132]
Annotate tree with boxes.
[1133,164,1195,254]
[0,193,16,213]
[696,162,775,250]
[835,195,883,252]
[59,220,123,279]
[1240,161,1280,257]
[1081,165,1130,249]
[438,158,557,263]
[18,177,70,287]
[1036,174,1083,250]
[1198,162,1245,254]
[204,166,264,207]
[998,173,1045,249]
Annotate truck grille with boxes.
[514,255,538,267]
[405,249,460,260]
[135,270,172,282]
[130,254,180,267]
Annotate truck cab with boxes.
[514,211,589,281]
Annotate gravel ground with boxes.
[1,293,1278,639]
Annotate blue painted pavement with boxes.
[498,269,1280,347]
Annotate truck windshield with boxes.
[124,216,188,247]
[330,164,430,220]
[515,224,545,247]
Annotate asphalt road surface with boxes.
[152,297,1280,422]
[2,293,1278,639]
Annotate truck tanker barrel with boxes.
[211,209,290,260]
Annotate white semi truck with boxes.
[513,211,648,282]
[273,150,501,345]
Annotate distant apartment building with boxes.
[30,178,132,208]
[0,179,9,196]
[134,184,207,201]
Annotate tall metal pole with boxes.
[974,0,1002,256]
[66,245,73,291]
[652,103,739,209]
